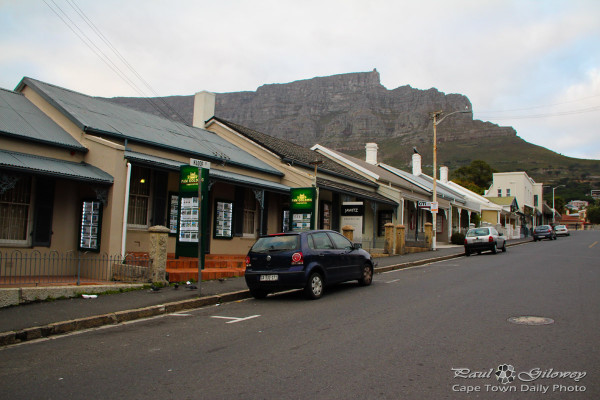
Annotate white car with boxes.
[554,225,570,236]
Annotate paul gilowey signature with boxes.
[452,367,586,382]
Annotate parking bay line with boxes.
[590,241,598,248]
[211,315,261,324]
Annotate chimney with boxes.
[365,143,378,165]
[440,166,449,183]
[412,153,422,175]
[192,91,216,128]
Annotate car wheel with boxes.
[249,289,269,299]
[491,243,497,254]
[358,263,373,286]
[501,242,507,252]
[477,250,482,255]
[304,271,324,300]
[465,249,471,257]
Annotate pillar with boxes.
[148,225,170,284]
[342,225,355,242]
[424,222,433,250]
[384,223,394,254]
[395,224,406,255]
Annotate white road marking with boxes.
[211,315,261,324]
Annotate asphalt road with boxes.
[0,231,598,399]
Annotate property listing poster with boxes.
[178,197,199,243]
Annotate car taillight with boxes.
[464,238,468,245]
[489,236,494,242]
[245,255,251,268]
[291,252,303,265]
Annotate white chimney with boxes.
[365,143,378,165]
[192,91,216,128]
[440,166,449,183]
[412,153,422,175]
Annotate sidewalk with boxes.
[0,239,530,346]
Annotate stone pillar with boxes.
[395,224,406,255]
[384,223,395,254]
[424,222,433,250]
[148,225,170,284]
[342,225,354,242]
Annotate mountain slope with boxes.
[106,70,600,200]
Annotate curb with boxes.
[0,290,252,347]
[0,240,530,347]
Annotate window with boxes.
[506,188,511,197]
[497,188,502,197]
[0,174,32,244]
[243,189,256,236]
[533,195,539,207]
[378,210,393,236]
[328,231,353,250]
[309,232,333,249]
[128,166,151,226]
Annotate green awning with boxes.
[125,150,290,194]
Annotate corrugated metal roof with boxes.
[0,149,113,184]
[124,150,289,193]
[17,78,282,177]
[317,178,398,206]
[379,163,466,204]
[211,117,375,186]
[0,88,86,152]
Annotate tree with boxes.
[587,204,600,224]
[451,160,497,194]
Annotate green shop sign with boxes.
[290,187,316,231]
[179,165,199,193]
[290,187,316,210]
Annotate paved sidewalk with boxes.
[0,239,530,346]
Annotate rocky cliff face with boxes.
[107,69,516,151]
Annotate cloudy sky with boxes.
[1,0,599,159]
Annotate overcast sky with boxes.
[1,0,599,159]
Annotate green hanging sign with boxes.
[290,187,316,231]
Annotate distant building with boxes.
[567,200,589,210]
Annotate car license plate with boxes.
[260,274,278,282]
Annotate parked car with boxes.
[554,225,570,237]
[464,227,506,256]
[533,225,557,241]
[244,230,374,300]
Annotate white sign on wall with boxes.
[341,202,364,242]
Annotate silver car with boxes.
[464,227,506,256]
[554,225,570,236]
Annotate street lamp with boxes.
[430,108,472,250]
[552,185,565,224]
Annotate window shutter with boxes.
[233,187,245,236]
[261,193,269,235]
[152,171,168,226]
[32,179,55,246]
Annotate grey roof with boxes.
[322,148,431,196]
[211,117,375,186]
[0,149,113,184]
[317,178,397,206]
[16,78,282,177]
[0,88,86,152]
[380,163,466,204]
[124,150,290,193]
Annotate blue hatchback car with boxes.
[244,230,374,299]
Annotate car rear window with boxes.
[467,228,489,237]
[250,235,300,253]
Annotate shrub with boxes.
[451,232,465,245]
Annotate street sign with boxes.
[190,158,211,170]
[417,201,430,209]
[417,201,438,212]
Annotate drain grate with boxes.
[508,316,554,325]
